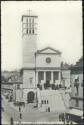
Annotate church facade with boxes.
[21,12,70,104]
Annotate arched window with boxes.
[29,78,33,85]
[44,100,46,104]
[17,84,20,89]
[29,30,31,34]
[42,100,43,104]
[26,29,28,34]
[32,29,34,34]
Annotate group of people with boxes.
[59,113,73,125]
[10,106,22,125]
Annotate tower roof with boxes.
[21,10,38,21]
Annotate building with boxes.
[1,72,22,102]
[70,66,83,110]
[21,11,69,104]
[66,57,83,123]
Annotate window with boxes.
[17,84,20,89]
[29,18,31,23]
[29,30,31,34]
[29,78,33,85]
[32,18,34,24]
[44,100,46,104]
[75,99,79,107]
[32,29,34,34]
[42,100,43,104]
[47,100,48,104]
[26,29,28,34]
[29,24,31,29]
[53,71,59,81]
[46,57,51,63]
[26,18,28,23]
[38,71,44,83]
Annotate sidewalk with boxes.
[9,102,20,112]
[9,102,39,113]
[1,111,10,124]
[2,95,20,112]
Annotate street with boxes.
[2,97,20,124]
[2,96,60,124]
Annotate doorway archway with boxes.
[27,91,35,103]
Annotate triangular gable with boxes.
[36,46,61,54]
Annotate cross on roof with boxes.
[27,9,32,16]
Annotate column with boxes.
[59,71,61,84]
[36,71,38,85]
[51,71,53,84]
[44,71,46,83]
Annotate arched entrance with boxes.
[27,91,35,103]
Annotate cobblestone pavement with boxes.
[2,97,62,124]
[2,93,71,124]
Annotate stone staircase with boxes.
[38,90,66,112]
[59,89,70,109]
[59,90,66,108]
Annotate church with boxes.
[20,11,70,104]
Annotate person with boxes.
[61,113,64,121]
[70,120,73,125]
[20,113,22,119]
[10,117,13,125]
[19,107,21,112]
[59,114,61,121]
[48,107,50,112]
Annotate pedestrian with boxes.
[61,113,64,121]
[10,117,13,125]
[70,120,73,125]
[19,107,21,112]
[59,114,61,121]
[20,113,22,119]
[48,107,50,112]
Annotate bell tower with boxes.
[21,11,38,101]
[22,10,38,68]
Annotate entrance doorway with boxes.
[53,71,59,82]
[46,72,51,84]
[38,71,44,84]
[27,91,34,103]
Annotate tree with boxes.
[1,75,8,83]
[76,56,83,66]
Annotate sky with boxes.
[1,1,83,71]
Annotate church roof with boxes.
[36,46,61,55]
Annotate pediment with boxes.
[36,47,61,55]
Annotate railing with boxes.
[59,91,67,108]
[71,96,83,100]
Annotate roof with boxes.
[1,82,23,84]
[22,15,38,21]
[67,109,83,117]
[70,65,83,74]
[36,46,61,55]
[75,56,83,66]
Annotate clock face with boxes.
[46,57,51,63]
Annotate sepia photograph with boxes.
[1,1,83,124]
